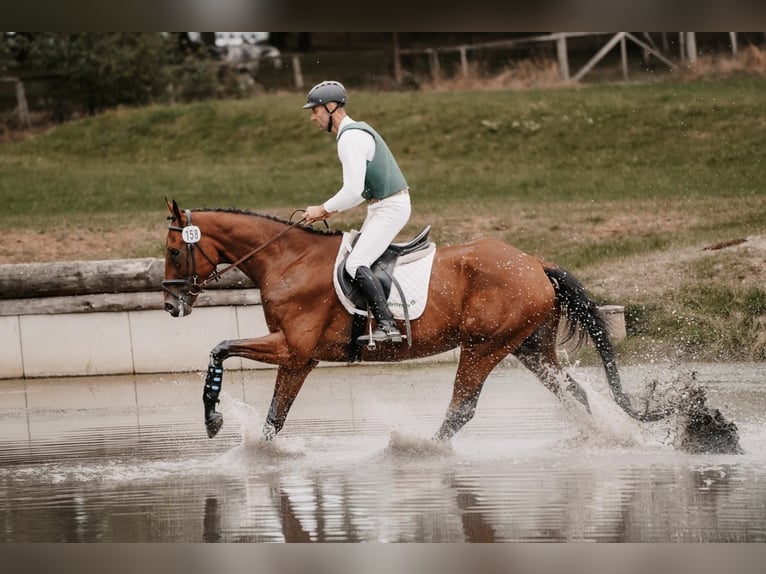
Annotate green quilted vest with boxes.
[338,121,408,201]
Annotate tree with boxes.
[21,33,174,118]
[0,35,11,77]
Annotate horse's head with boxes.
[162,198,219,318]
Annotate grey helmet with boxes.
[302,80,347,109]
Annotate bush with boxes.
[20,33,174,119]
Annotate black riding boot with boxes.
[354,266,403,343]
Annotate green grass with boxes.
[2,76,765,362]
[3,78,764,216]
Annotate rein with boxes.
[163,209,307,302]
[200,216,307,289]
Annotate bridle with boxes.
[161,209,308,308]
[161,209,217,306]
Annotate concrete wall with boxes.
[0,301,459,379]
[1,304,267,379]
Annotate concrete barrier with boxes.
[0,258,458,379]
[0,294,459,379]
[599,304,627,340]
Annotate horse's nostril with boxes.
[164,303,176,314]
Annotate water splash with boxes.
[383,431,453,460]
[210,393,309,469]
[557,382,646,450]
[554,365,742,454]
[223,393,264,444]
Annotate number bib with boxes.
[182,225,201,244]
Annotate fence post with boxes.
[620,34,629,80]
[292,54,304,90]
[729,32,738,56]
[459,47,469,77]
[393,32,403,82]
[15,79,30,129]
[428,49,440,82]
[686,32,697,62]
[679,32,686,62]
[556,35,570,81]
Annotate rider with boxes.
[303,80,411,343]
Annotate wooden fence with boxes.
[4,32,755,129]
[394,32,726,83]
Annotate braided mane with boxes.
[193,207,343,236]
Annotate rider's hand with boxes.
[305,204,331,223]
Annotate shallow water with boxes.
[1,362,765,542]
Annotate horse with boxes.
[161,199,669,442]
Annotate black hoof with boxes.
[566,382,592,414]
[206,412,223,438]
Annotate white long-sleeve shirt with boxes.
[323,115,375,213]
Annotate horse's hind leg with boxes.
[514,316,591,413]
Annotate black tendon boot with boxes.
[354,266,403,343]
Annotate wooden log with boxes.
[0,258,254,300]
[0,288,262,316]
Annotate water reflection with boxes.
[187,455,763,542]
[1,363,765,542]
[449,474,497,542]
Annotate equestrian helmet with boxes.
[302,81,347,109]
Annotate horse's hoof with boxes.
[262,421,277,441]
[206,412,223,438]
[566,382,591,414]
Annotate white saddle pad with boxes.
[333,231,437,320]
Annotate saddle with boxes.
[336,225,433,311]
[335,225,433,361]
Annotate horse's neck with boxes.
[205,212,326,281]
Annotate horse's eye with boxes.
[169,248,181,259]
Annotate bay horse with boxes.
[161,199,668,441]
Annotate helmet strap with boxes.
[324,104,335,132]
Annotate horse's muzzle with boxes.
[164,300,193,317]
[162,281,195,317]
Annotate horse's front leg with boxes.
[203,332,292,438]
[263,360,318,440]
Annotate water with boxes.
[1,362,765,542]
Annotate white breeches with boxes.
[345,193,411,277]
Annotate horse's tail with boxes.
[544,265,669,422]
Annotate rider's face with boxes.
[309,103,337,131]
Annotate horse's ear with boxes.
[165,197,183,223]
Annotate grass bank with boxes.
[1,77,765,362]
